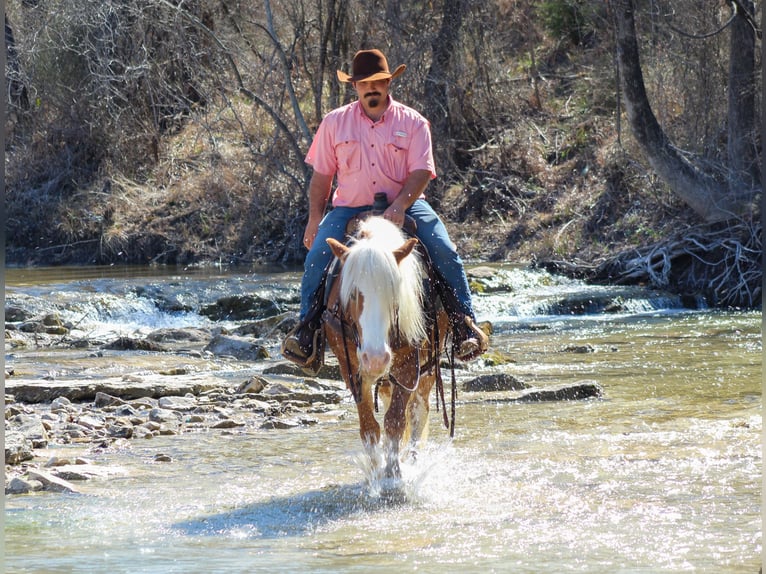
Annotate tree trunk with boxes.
[727,0,757,190]
[612,0,757,223]
[424,0,467,142]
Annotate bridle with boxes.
[324,290,420,407]
[322,247,458,438]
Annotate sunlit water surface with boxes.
[4,265,761,573]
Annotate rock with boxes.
[94,392,126,408]
[149,408,177,423]
[76,414,106,430]
[493,381,603,403]
[561,344,595,354]
[203,334,269,361]
[112,404,139,418]
[237,375,268,394]
[200,294,282,321]
[52,464,119,481]
[210,418,245,429]
[158,424,177,436]
[260,417,301,430]
[264,361,342,380]
[45,456,72,467]
[6,477,44,494]
[6,374,228,404]
[19,321,46,333]
[5,306,32,322]
[233,312,294,338]
[103,337,168,352]
[11,415,49,448]
[107,419,134,438]
[146,327,211,343]
[51,396,75,413]
[27,469,81,493]
[158,395,197,411]
[5,430,34,464]
[463,373,529,392]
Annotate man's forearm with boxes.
[308,172,334,220]
[391,169,432,213]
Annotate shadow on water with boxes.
[172,481,409,539]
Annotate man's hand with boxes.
[383,205,405,228]
[303,217,321,250]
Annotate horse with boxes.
[322,216,452,480]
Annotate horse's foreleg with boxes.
[382,384,409,478]
[356,386,380,450]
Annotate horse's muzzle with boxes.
[359,347,392,380]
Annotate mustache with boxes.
[365,92,382,98]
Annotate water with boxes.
[4,265,761,573]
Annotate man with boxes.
[282,48,487,374]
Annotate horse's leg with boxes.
[404,310,449,455]
[405,370,433,448]
[382,383,409,478]
[325,326,381,455]
[356,382,380,451]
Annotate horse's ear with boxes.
[393,237,419,264]
[327,237,350,260]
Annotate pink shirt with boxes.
[305,97,436,207]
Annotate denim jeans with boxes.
[299,199,475,320]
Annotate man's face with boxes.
[353,79,391,114]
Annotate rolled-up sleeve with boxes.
[305,119,337,177]
[407,119,436,179]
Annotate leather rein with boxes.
[323,293,421,406]
[322,264,457,438]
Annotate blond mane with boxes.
[339,217,426,345]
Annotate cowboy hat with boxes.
[336,49,406,83]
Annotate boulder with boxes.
[463,373,529,392]
[26,469,81,494]
[203,334,269,361]
[5,430,34,465]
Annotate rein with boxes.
[328,293,422,407]
[322,236,458,438]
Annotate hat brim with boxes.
[337,64,406,83]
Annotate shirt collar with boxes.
[355,95,395,123]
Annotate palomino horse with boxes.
[323,216,451,479]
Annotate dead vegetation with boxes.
[4,0,761,308]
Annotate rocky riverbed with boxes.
[5,268,607,496]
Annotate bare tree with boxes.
[612,0,759,222]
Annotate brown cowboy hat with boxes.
[336,49,406,83]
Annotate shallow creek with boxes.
[4,265,762,573]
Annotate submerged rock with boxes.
[489,380,603,403]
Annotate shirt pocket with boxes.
[334,139,361,175]
[382,135,410,183]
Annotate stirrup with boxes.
[452,315,489,362]
[281,324,325,376]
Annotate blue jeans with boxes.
[299,199,475,320]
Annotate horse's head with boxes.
[327,217,425,381]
